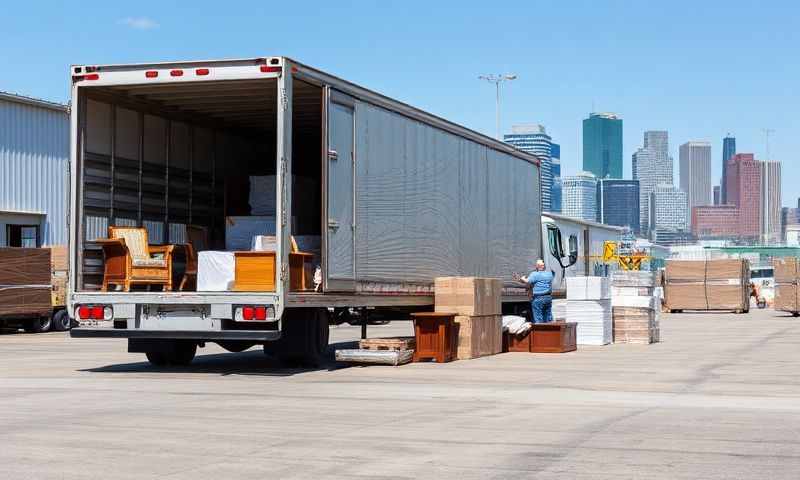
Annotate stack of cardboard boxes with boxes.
[611,271,660,344]
[774,258,800,315]
[434,277,503,360]
[664,259,750,313]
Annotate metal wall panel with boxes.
[354,101,540,283]
[0,96,69,246]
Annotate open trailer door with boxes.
[324,89,356,292]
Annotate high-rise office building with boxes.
[582,113,622,179]
[632,130,673,234]
[562,171,598,222]
[692,205,740,239]
[713,186,721,205]
[726,153,762,240]
[596,179,640,232]
[679,141,712,224]
[761,160,782,241]
[550,143,562,213]
[721,135,736,204]
[649,184,688,232]
[504,124,552,211]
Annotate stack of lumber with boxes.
[773,257,799,314]
[611,271,660,344]
[435,277,503,359]
[335,337,415,366]
[566,276,611,345]
[664,259,750,313]
[0,248,52,317]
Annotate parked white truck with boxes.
[68,57,566,365]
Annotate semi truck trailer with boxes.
[68,56,548,365]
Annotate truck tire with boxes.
[51,310,71,331]
[264,308,329,366]
[144,340,197,366]
[23,315,51,333]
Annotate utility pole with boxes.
[478,74,517,140]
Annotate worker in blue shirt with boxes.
[519,259,554,323]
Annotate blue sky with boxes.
[2,1,798,205]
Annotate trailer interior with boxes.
[77,78,323,293]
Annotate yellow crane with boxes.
[601,241,652,271]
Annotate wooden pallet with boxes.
[359,336,416,351]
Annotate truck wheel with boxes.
[51,310,71,331]
[264,308,329,366]
[144,340,197,366]
[23,316,51,333]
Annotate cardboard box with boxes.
[0,248,52,317]
[454,314,502,360]
[613,307,658,344]
[434,277,502,316]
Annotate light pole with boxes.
[479,74,517,139]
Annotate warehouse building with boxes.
[0,91,69,247]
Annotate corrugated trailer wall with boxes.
[354,101,540,283]
[0,95,69,246]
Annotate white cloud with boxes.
[119,17,159,30]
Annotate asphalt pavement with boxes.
[1,309,799,479]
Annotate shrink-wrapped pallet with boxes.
[773,257,799,314]
[566,276,610,300]
[664,259,749,312]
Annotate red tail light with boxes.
[145,70,158,78]
[242,306,255,321]
[170,69,183,77]
[254,306,267,320]
[195,68,209,76]
[91,306,104,319]
[85,73,100,80]
[78,306,90,318]
[260,66,281,73]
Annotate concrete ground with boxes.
[1,309,799,479]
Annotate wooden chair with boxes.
[179,225,209,291]
[96,227,175,292]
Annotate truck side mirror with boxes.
[547,225,564,259]
[567,235,578,267]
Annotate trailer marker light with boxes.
[242,306,255,321]
[260,66,281,73]
[145,70,158,78]
[195,68,209,76]
[170,69,184,77]
[254,306,267,321]
[85,73,100,80]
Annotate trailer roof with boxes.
[73,56,540,167]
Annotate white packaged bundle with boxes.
[567,299,612,345]
[566,276,610,300]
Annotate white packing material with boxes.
[197,251,236,291]
[335,349,413,366]
[611,295,657,309]
[567,299,612,345]
[611,286,654,297]
[249,175,277,216]
[502,315,532,335]
[566,276,610,300]
[552,299,568,321]
[252,235,277,252]
[225,216,277,251]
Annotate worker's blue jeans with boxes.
[531,295,553,324]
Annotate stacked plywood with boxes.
[435,277,503,359]
[0,248,52,317]
[566,277,611,345]
[50,245,68,307]
[611,271,660,344]
[664,259,750,313]
[773,257,799,314]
